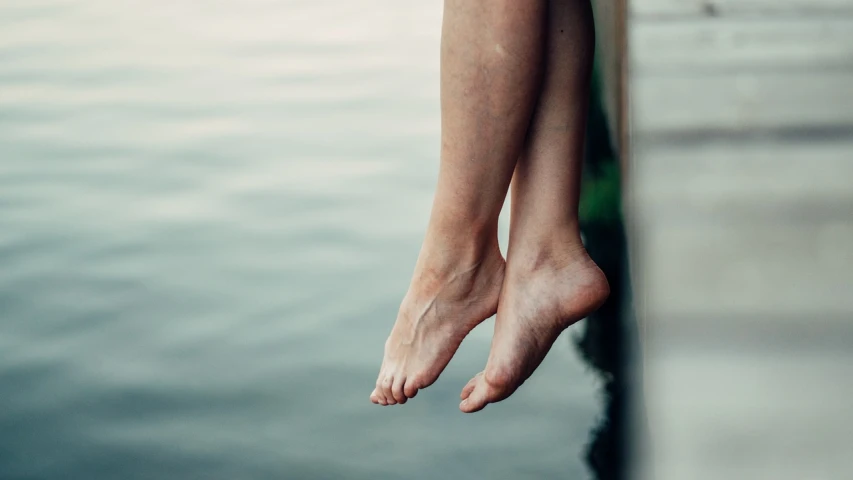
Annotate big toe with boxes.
[460,372,482,400]
[459,366,517,413]
[459,378,491,413]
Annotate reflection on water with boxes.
[0,1,600,479]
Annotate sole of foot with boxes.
[459,248,609,413]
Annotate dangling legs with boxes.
[371,0,547,405]
[460,0,608,413]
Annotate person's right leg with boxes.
[460,0,609,413]
[370,0,547,406]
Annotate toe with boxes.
[391,375,408,404]
[460,372,482,400]
[375,389,388,406]
[403,378,419,399]
[460,365,517,413]
[482,363,519,402]
[380,375,397,405]
[374,376,390,405]
[459,379,489,413]
[374,364,390,405]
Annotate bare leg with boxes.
[371,0,547,405]
[460,0,609,413]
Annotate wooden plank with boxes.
[634,221,853,319]
[632,70,853,134]
[631,0,853,18]
[646,346,853,480]
[631,138,853,221]
[632,17,853,72]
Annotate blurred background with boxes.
[0,1,629,479]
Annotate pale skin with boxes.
[370,0,608,412]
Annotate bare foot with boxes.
[370,238,505,405]
[459,244,609,413]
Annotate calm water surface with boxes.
[0,1,599,478]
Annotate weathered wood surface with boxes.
[634,138,853,224]
[632,18,853,71]
[632,0,853,18]
[627,0,853,478]
[644,339,853,480]
[634,71,853,134]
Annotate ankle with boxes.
[410,231,504,303]
[506,226,588,274]
[414,224,501,286]
[422,214,499,261]
[430,208,496,238]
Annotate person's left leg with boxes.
[370,0,547,406]
[460,0,609,413]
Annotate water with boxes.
[0,1,600,478]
